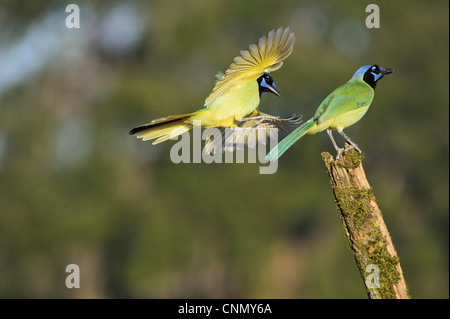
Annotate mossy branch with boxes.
[321,148,409,299]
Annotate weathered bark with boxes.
[322,149,409,299]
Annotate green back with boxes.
[314,80,374,124]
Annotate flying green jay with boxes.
[266,64,393,161]
[129,27,300,153]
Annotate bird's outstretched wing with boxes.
[203,109,302,154]
[204,27,295,107]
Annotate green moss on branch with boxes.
[322,149,409,299]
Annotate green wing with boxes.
[314,81,374,124]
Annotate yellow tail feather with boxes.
[129,113,198,144]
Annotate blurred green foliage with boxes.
[0,0,448,298]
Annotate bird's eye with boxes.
[371,66,379,73]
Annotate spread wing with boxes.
[204,26,295,107]
[203,109,302,154]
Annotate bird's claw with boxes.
[336,144,362,160]
[344,144,361,153]
[237,115,267,128]
[335,148,345,160]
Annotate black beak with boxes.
[380,67,394,75]
[268,84,281,97]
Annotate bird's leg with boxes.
[327,129,344,159]
[338,130,362,153]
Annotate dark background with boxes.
[0,0,448,298]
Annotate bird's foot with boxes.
[238,115,271,128]
[335,148,345,160]
[344,142,361,153]
[344,144,362,153]
[337,131,362,154]
[336,143,362,160]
